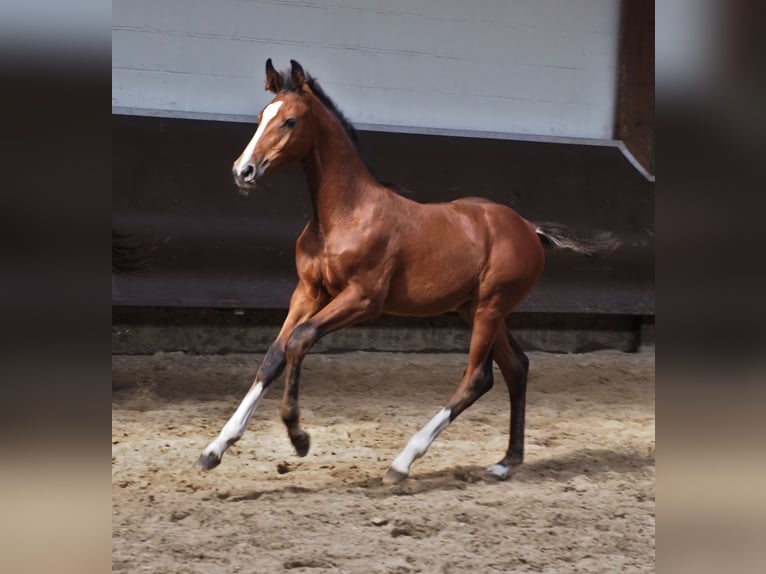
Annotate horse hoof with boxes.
[196,452,221,471]
[382,468,408,485]
[292,431,311,457]
[486,463,516,480]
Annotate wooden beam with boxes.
[615,0,655,174]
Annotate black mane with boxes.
[282,72,358,144]
[281,70,398,190]
[308,77,360,145]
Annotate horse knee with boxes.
[285,323,318,360]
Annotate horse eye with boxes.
[284,118,297,128]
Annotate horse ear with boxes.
[265,58,284,93]
[290,59,306,88]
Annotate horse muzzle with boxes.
[232,159,270,193]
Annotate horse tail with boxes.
[533,221,620,257]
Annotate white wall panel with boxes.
[113,0,621,139]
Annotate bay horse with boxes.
[197,59,617,483]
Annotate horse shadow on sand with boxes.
[223,447,654,502]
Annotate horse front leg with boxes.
[197,282,325,470]
[280,286,381,456]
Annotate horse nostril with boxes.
[240,164,255,180]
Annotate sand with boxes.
[112,349,654,573]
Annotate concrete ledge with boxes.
[112,308,645,354]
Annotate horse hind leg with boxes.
[383,308,499,484]
[486,327,529,480]
[455,305,529,480]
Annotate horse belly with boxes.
[383,251,481,317]
[383,291,471,317]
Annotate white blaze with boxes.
[234,101,283,173]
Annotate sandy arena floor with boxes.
[112,349,654,573]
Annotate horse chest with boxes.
[318,248,360,296]
[319,259,344,296]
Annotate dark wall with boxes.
[113,115,654,315]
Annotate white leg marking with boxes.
[486,463,513,480]
[202,382,266,459]
[390,408,452,475]
[234,101,283,173]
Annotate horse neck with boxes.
[301,98,379,231]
